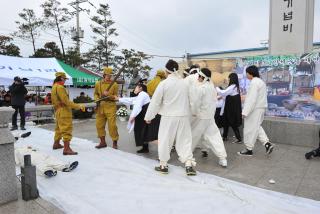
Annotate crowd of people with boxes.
[0,76,96,128]
[44,59,276,177]
[0,80,54,129]
[0,89,53,108]
[5,60,278,177]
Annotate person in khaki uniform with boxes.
[94,67,119,149]
[146,70,166,97]
[51,72,85,155]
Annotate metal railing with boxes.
[24,103,98,122]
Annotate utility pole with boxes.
[185,52,191,67]
[69,0,88,56]
[76,1,80,54]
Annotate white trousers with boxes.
[243,108,269,150]
[15,147,68,176]
[158,116,195,167]
[191,119,227,159]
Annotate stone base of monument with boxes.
[0,107,18,205]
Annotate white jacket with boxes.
[185,73,199,85]
[145,73,191,120]
[216,84,239,115]
[185,73,199,114]
[242,77,268,116]
[119,91,150,118]
[191,81,217,120]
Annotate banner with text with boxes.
[0,55,72,86]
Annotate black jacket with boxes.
[9,83,27,106]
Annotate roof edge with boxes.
[189,42,320,57]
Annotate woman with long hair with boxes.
[115,84,159,153]
[217,73,242,144]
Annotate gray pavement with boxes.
[0,179,64,214]
[1,118,319,214]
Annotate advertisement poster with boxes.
[236,52,320,121]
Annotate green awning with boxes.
[57,60,100,86]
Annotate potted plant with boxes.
[116,106,129,121]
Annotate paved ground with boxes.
[0,180,64,214]
[1,118,320,214]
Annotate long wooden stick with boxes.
[95,65,125,103]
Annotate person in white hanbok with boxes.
[15,146,78,177]
[115,84,158,153]
[145,59,196,176]
[184,65,209,157]
[238,65,274,156]
[184,65,200,109]
[190,68,228,167]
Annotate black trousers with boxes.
[12,105,25,127]
[223,125,241,141]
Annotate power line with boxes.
[2,26,184,59]
[83,2,179,57]
[115,22,174,55]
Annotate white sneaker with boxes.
[219,159,228,168]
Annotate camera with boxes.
[21,78,29,85]
[14,76,29,85]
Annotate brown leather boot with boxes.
[53,140,63,150]
[63,141,78,155]
[112,140,118,149]
[95,136,107,149]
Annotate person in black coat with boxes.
[9,76,28,130]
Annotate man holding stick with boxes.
[94,67,119,149]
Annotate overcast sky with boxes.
[0,0,319,72]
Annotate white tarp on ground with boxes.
[14,126,320,214]
[0,55,72,86]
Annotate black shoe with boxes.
[305,150,316,159]
[20,131,31,138]
[155,165,168,174]
[44,170,57,178]
[20,126,26,131]
[63,161,79,172]
[10,126,18,131]
[201,151,208,158]
[137,148,149,153]
[265,142,274,154]
[185,166,197,176]
[231,139,242,144]
[305,148,320,159]
[137,145,149,153]
[237,149,253,156]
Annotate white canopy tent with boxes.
[0,55,72,86]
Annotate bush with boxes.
[73,95,94,119]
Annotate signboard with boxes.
[269,0,314,55]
